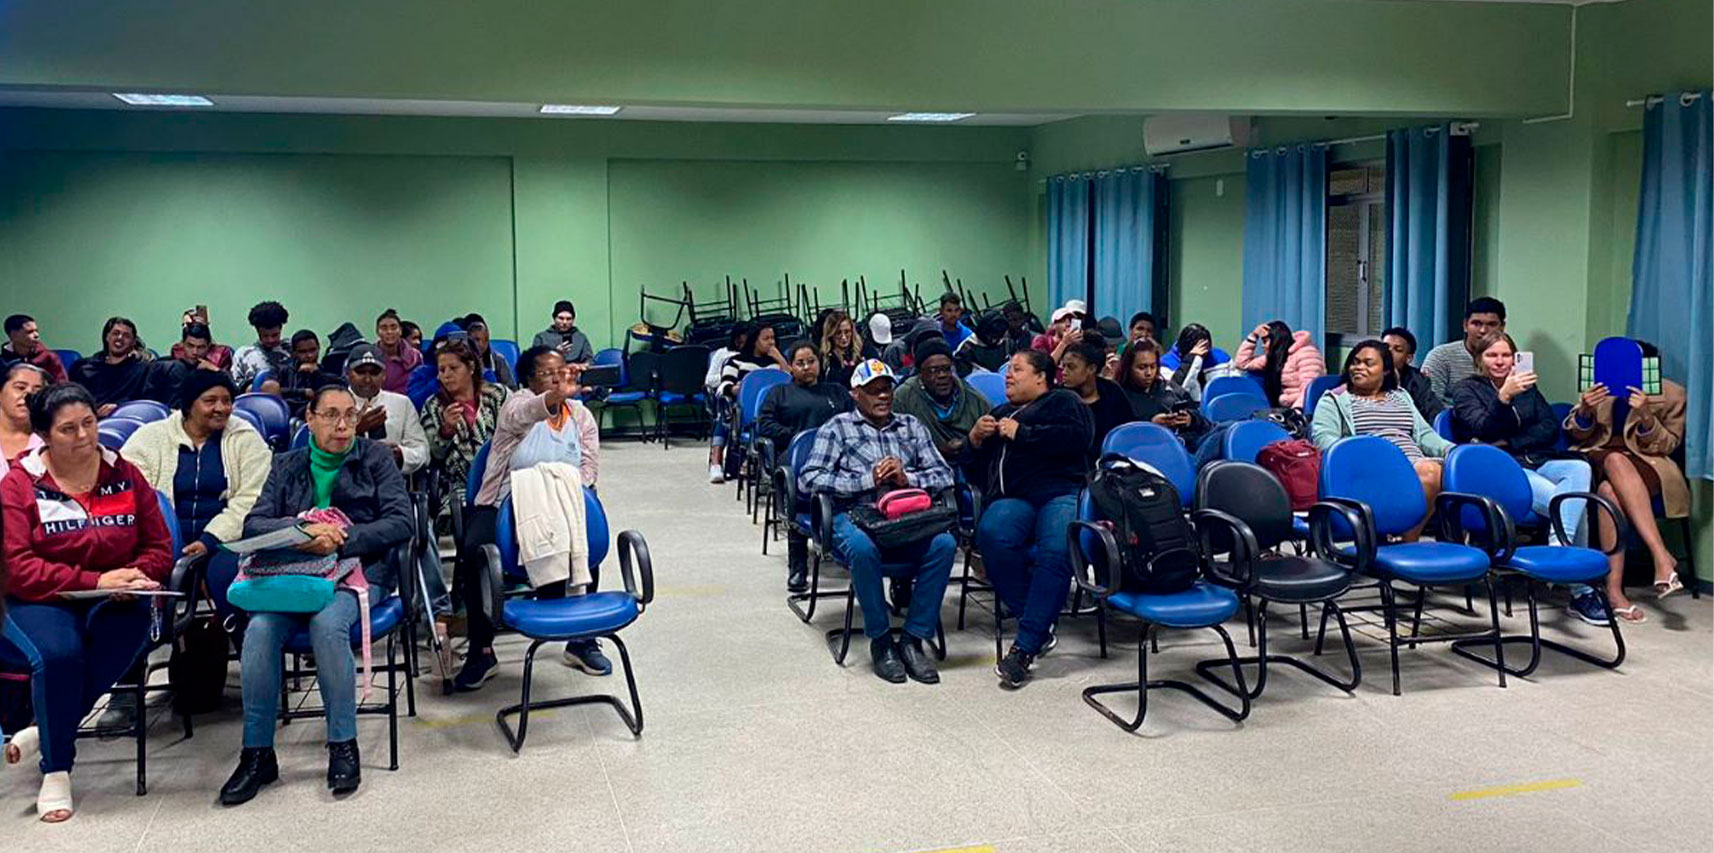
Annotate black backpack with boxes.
[1087,454,1202,595]
[1252,406,1309,440]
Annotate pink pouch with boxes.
[876,488,932,520]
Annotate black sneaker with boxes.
[1567,593,1612,627]
[870,635,907,684]
[898,636,940,685]
[1039,625,1059,657]
[996,645,1035,690]
[787,563,808,594]
[453,649,499,692]
[218,747,278,806]
[326,740,361,795]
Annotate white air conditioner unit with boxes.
[1143,114,1253,156]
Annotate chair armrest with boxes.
[1190,508,1258,587]
[167,554,206,637]
[1306,501,1371,577]
[480,543,506,629]
[389,536,418,611]
[617,530,656,610]
[1434,491,1515,564]
[757,439,779,479]
[964,482,985,538]
[1312,496,1377,574]
[1548,491,1627,554]
[1066,520,1122,600]
[814,492,837,551]
[772,465,797,526]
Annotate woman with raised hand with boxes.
[1,383,173,822]
[1234,319,1325,409]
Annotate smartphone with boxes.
[1068,318,1083,333]
[1578,354,1597,392]
[579,365,622,388]
[1642,356,1662,396]
[1514,351,1534,375]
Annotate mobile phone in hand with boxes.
[1514,351,1534,375]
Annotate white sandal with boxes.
[1654,570,1684,600]
[4,725,39,766]
[37,771,73,822]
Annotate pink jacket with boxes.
[1235,330,1325,409]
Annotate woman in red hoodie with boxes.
[0,383,173,823]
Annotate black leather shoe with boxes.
[787,564,808,594]
[870,635,907,684]
[219,747,278,806]
[898,636,941,685]
[326,740,361,795]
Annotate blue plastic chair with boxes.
[1433,409,1456,442]
[405,363,439,409]
[490,339,521,373]
[53,349,81,370]
[110,400,170,423]
[231,407,266,435]
[1442,444,1626,676]
[289,423,311,450]
[99,417,145,450]
[1202,374,1266,406]
[249,370,275,393]
[966,372,1007,408]
[1202,391,1270,424]
[1303,375,1341,418]
[998,358,1013,378]
[1068,489,1250,732]
[735,368,791,508]
[1221,420,1291,465]
[1101,422,1196,507]
[1549,402,1574,452]
[233,393,292,450]
[776,431,831,618]
[481,489,654,750]
[1318,436,1507,695]
[592,348,648,433]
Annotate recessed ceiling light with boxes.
[539,104,622,116]
[887,112,975,123]
[112,93,214,106]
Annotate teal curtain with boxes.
[1091,169,1163,325]
[1243,144,1328,345]
[1629,90,1713,480]
[1047,175,1091,312]
[1386,124,1474,347]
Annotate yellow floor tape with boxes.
[1450,778,1582,801]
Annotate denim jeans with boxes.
[976,494,1078,655]
[830,513,956,641]
[240,591,361,747]
[0,599,151,773]
[1527,459,1594,596]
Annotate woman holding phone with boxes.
[1566,340,1689,620]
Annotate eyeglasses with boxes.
[919,364,954,376]
[314,409,361,426]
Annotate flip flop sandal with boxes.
[1654,573,1684,600]
[38,770,73,823]
[1612,605,1648,625]
[4,726,40,766]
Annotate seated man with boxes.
[145,322,225,405]
[1,314,69,384]
[231,301,293,390]
[70,316,151,416]
[453,345,603,691]
[953,310,1012,374]
[463,315,518,388]
[1420,296,1506,405]
[936,292,973,351]
[531,300,594,364]
[892,338,990,469]
[343,344,428,476]
[260,330,344,418]
[1381,326,1442,419]
[797,360,957,685]
[170,307,234,371]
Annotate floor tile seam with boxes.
[582,706,639,853]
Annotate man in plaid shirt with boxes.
[799,359,957,685]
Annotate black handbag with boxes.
[849,493,957,551]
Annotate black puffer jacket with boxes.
[1449,376,1561,468]
[243,437,413,591]
[971,388,1094,506]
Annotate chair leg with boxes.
[1299,602,1310,641]
[386,634,399,771]
[497,636,645,752]
[1084,622,1251,733]
[134,679,147,796]
[1679,518,1700,600]
[827,586,859,665]
[1380,582,1402,696]
[955,549,973,631]
[787,550,841,623]
[497,639,546,753]
[1453,580,1627,676]
[1195,599,1362,700]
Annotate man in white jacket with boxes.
[344,343,428,475]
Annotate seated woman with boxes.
[1450,333,1592,556]
[1311,340,1452,540]
[819,310,872,389]
[709,322,788,483]
[757,342,852,592]
[220,386,412,806]
[1158,323,1228,400]
[1,363,47,465]
[1233,320,1325,409]
[1057,333,1136,460]
[419,339,508,521]
[970,349,1094,690]
[111,371,271,726]
[1,383,174,822]
[1567,341,1690,623]
[1116,339,1210,450]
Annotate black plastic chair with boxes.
[653,345,712,448]
[1190,462,1363,700]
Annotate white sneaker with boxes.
[708,464,725,484]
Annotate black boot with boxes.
[327,739,361,795]
[787,534,809,593]
[219,747,279,806]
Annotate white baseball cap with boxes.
[868,313,893,345]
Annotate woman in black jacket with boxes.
[1450,333,1593,548]
[1057,332,1137,460]
[220,386,413,807]
[969,349,1094,690]
[757,342,852,593]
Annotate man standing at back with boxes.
[1,314,68,384]
[532,300,594,364]
[232,301,293,391]
[1420,297,1506,406]
[344,343,428,475]
[798,360,957,685]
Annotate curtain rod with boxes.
[1321,121,1480,149]
[1626,92,1705,108]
